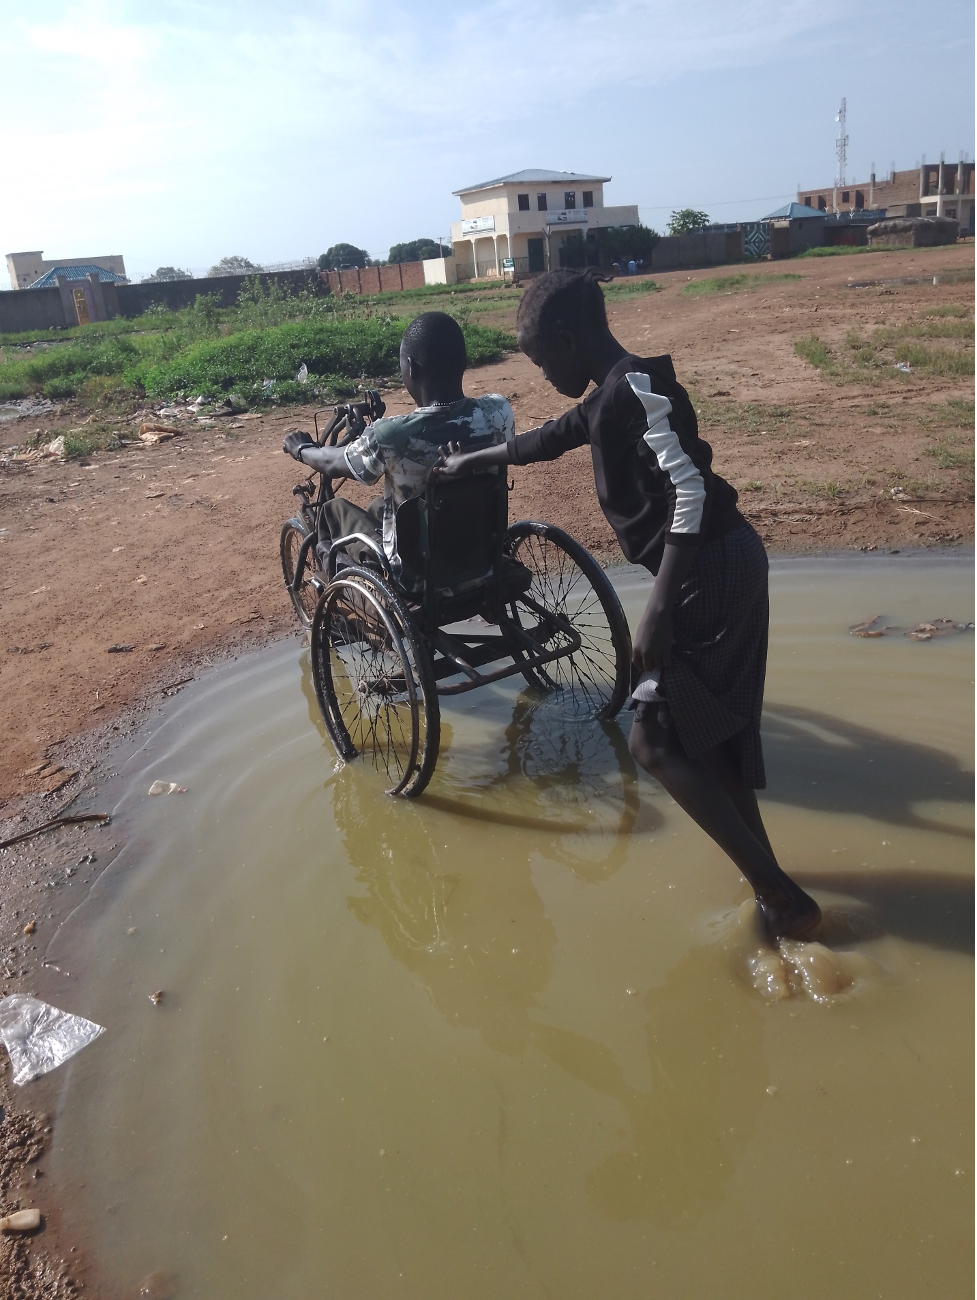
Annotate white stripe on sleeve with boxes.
[626,372,706,535]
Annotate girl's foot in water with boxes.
[759,889,822,940]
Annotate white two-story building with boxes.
[448,169,640,279]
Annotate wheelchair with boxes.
[281,394,632,798]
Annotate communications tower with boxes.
[835,98,848,188]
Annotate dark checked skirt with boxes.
[646,519,769,789]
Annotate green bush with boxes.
[42,377,79,398]
[138,318,514,402]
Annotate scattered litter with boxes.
[237,412,262,421]
[148,780,186,796]
[850,614,970,640]
[889,486,905,498]
[0,1209,42,1233]
[156,406,187,420]
[107,643,135,653]
[894,362,912,374]
[0,995,104,1085]
[22,920,36,936]
[296,363,309,383]
[139,425,182,444]
[147,642,166,651]
[44,435,65,458]
[149,991,164,1006]
[0,812,111,851]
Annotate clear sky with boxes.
[2,0,973,282]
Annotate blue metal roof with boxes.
[28,264,127,289]
[762,202,827,221]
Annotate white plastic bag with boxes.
[0,995,104,1085]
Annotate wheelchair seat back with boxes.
[395,472,507,619]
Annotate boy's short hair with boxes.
[401,311,467,377]
[516,269,609,348]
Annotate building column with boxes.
[936,157,946,217]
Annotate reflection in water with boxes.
[334,696,647,1055]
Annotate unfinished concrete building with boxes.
[797,158,974,234]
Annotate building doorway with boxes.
[527,238,544,273]
[72,287,91,325]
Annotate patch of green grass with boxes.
[926,442,975,470]
[682,273,801,296]
[794,335,834,370]
[603,279,662,299]
[801,478,843,499]
[693,398,793,437]
[0,291,516,409]
[796,245,886,258]
[922,397,975,427]
[795,317,974,383]
[926,304,970,318]
[138,318,514,404]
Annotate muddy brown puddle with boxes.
[33,555,974,1299]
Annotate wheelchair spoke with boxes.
[505,524,631,719]
[311,570,439,797]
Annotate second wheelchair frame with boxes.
[281,396,632,798]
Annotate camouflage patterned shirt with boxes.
[342,394,514,568]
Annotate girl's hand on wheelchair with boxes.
[430,441,467,480]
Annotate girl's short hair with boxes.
[516,268,610,347]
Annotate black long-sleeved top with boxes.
[508,354,744,574]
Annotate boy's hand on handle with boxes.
[632,600,673,671]
[283,430,315,461]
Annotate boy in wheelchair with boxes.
[283,312,513,583]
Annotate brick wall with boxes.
[324,260,429,294]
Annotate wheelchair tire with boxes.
[280,516,320,627]
[311,567,440,798]
[503,521,632,719]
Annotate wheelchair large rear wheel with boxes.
[504,521,631,719]
[311,568,440,798]
[280,516,320,628]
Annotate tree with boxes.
[388,238,446,264]
[317,243,370,271]
[142,266,192,282]
[559,224,659,269]
[208,255,260,276]
[667,209,710,236]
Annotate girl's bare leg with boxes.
[628,705,820,939]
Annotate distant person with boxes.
[283,312,513,577]
[627,258,637,276]
[434,269,820,940]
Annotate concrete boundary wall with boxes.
[323,259,436,295]
[0,269,326,334]
[650,229,743,270]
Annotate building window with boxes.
[804,196,812,206]
[946,207,957,219]
[536,193,547,211]
[818,195,827,211]
[582,190,594,208]
[855,190,864,209]
[564,191,576,209]
[841,190,850,203]
[517,193,530,211]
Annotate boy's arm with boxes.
[282,430,349,477]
